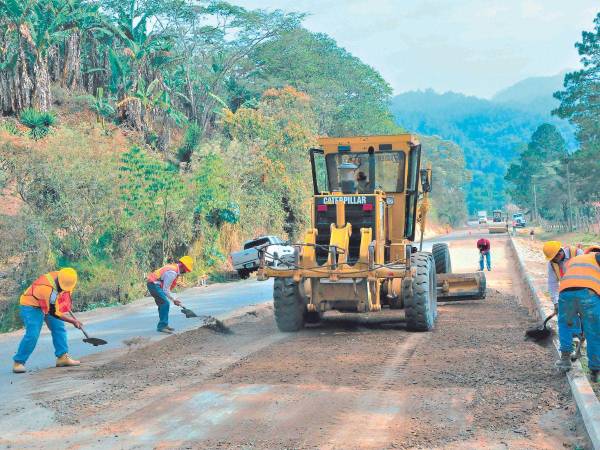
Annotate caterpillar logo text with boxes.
[322,196,368,205]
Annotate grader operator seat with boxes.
[258,135,486,333]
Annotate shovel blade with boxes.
[181,307,198,318]
[83,337,107,346]
[525,326,552,341]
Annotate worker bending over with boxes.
[544,241,583,311]
[13,268,82,373]
[147,256,193,334]
[477,237,491,271]
[555,248,600,382]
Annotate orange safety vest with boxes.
[559,254,600,295]
[19,271,73,316]
[147,264,180,290]
[551,245,578,280]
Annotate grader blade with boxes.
[436,271,486,301]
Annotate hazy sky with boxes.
[230,0,598,98]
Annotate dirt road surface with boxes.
[0,229,592,449]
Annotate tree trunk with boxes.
[33,53,52,111]
[48,45,61,82]
[62,31,82,90]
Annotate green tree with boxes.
[554,12,600,204]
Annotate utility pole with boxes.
[533,181,539,223]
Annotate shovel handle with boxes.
[543,311,556,327]
[68,311,90,339]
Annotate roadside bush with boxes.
[18,108,56,140]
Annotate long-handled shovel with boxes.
[179,304,200,318]
[525,311,556,342]
[68,312,107,346]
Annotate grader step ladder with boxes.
[258,135,486,332]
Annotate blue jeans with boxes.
[13,305,68,363]
[479,252,491,271]
[147,282,170,331]
[558,288,600,370]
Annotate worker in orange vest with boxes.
[543,241,583,344]
[555,248,600,382]
[147,256,194,333]
[13,268,83,373]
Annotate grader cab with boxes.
[258,135,485,332]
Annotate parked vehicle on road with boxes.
[478,210,487,224]
[231,236,295,279]
[512,213,526,228]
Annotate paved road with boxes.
[0,278,273,397]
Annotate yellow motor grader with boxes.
[257,135,485,332]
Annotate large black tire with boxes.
[432,243,452,274]
[273,278,306,332]
[405,252,437,331]
[237,269,250,279]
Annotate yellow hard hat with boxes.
[542,241,562,261]
[58,268,78,292]
[585,245,600,254]
[179,255,193,272]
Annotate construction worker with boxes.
[477,237,491,271]
[554,250,600,382]
[356,171,370,193]
[543,241,583,314]
[147,256,194,334]
[13,268,82,373]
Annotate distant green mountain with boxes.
[491,72,567,114]
[390,75,574,214]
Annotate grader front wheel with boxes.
[273,278,306,332]
[405,252,437,331]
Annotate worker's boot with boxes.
[555,351,572,372]
[56,354,80,367]
[12,362,26,374]
[165,326,175,331]
[158,327,173,334]
[591,370,599,383]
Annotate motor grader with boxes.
[257,135,486,332]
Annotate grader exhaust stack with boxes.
[258,135,486,332]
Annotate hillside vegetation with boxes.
[0,0,469,331]
[390,77,574,214]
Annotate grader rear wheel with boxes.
[273,278,306,332]
[405,252,437,331]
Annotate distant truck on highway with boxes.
[477,211,487,224]
[512,213,526,228]
[231,236,295,279]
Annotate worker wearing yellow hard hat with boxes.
[542,241,584,364]
[543,241,584,309]
[555,247,600,382]
[13,268,83,373]
[147,256,194,334]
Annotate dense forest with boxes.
[390,74,574,214]
[0,0,469,329]
[506,12,600,228]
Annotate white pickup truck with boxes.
[230,236,295,279]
